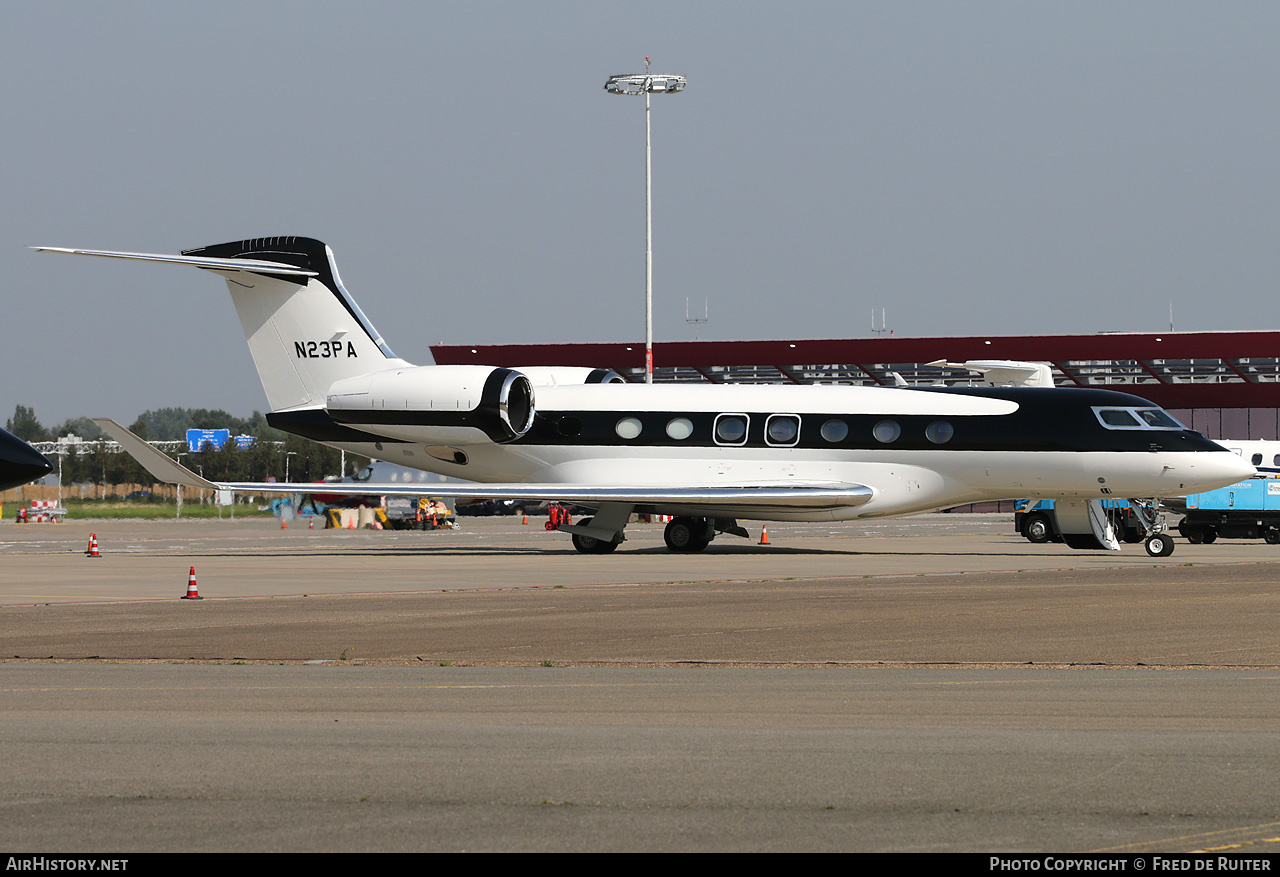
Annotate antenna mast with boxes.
[871,308,892,338]
[686,298,708,340]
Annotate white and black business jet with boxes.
[38,237,1253,557]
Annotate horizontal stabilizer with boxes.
[59,238,404,411]
[34,247,318,277]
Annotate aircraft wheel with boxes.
[1023,513,1052,544]
[573,533,619,554]
[1144,534,1175,557]
[571,517,620,554]
[664,517,710,553]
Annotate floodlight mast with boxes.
[604,59,686,384]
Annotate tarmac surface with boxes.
[2,514,1278,852]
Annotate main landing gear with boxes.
[570,517,620,554]
[561,510,747,554]
[663,516,714,553]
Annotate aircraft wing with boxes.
[94,420,875,510]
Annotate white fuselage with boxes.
[307,378,1254,522]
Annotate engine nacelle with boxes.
[514,366,626,386]
[325,365,535,444]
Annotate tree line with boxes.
[7,405,369,487]
[6,404,277,443]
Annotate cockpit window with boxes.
[1099,409,1140,428]
[1135,408,1183,429]
[1093,406,1184,431]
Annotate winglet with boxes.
[928,359,1055,389]
[93,419,220,490]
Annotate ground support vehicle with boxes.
[1015,499,1146,546]
[383,497,454,530]
[1173,477,1280,544]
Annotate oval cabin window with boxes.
[925,421,954,444]
[873,420,901,443]
[666,417,694,440]
[820,420,848,443]
[616,417,643,440]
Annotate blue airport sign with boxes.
[186,428,231,453]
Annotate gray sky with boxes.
[8,2,1280,424]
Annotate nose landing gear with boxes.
[1129,499,1175,557]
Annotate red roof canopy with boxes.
[434,330,1280,409]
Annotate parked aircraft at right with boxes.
[1216,439,1280,475]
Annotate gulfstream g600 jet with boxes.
[38,237,1252,556]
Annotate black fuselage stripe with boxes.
[293,384,1227,454]
[328,407,1220,454]
[267,409,409,445]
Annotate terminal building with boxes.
[435,329,1280,442]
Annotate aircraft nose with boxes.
[1188,451,1257,492]
[1230,453,1258,480]
[0,430,53,491]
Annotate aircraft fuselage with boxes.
[272,380,1247,522]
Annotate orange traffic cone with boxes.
[181,566,202,600]
[308,516,314,530]
[522,513,528,525]
[758,525,770,545]
[347,515,356,530]
[87,533,101,557]
[85,533,95,555]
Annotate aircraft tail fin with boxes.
[184,237,419,411]
[39,237,421,412]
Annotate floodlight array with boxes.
[604,74,687,95]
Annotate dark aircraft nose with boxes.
[0,427,53,491]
